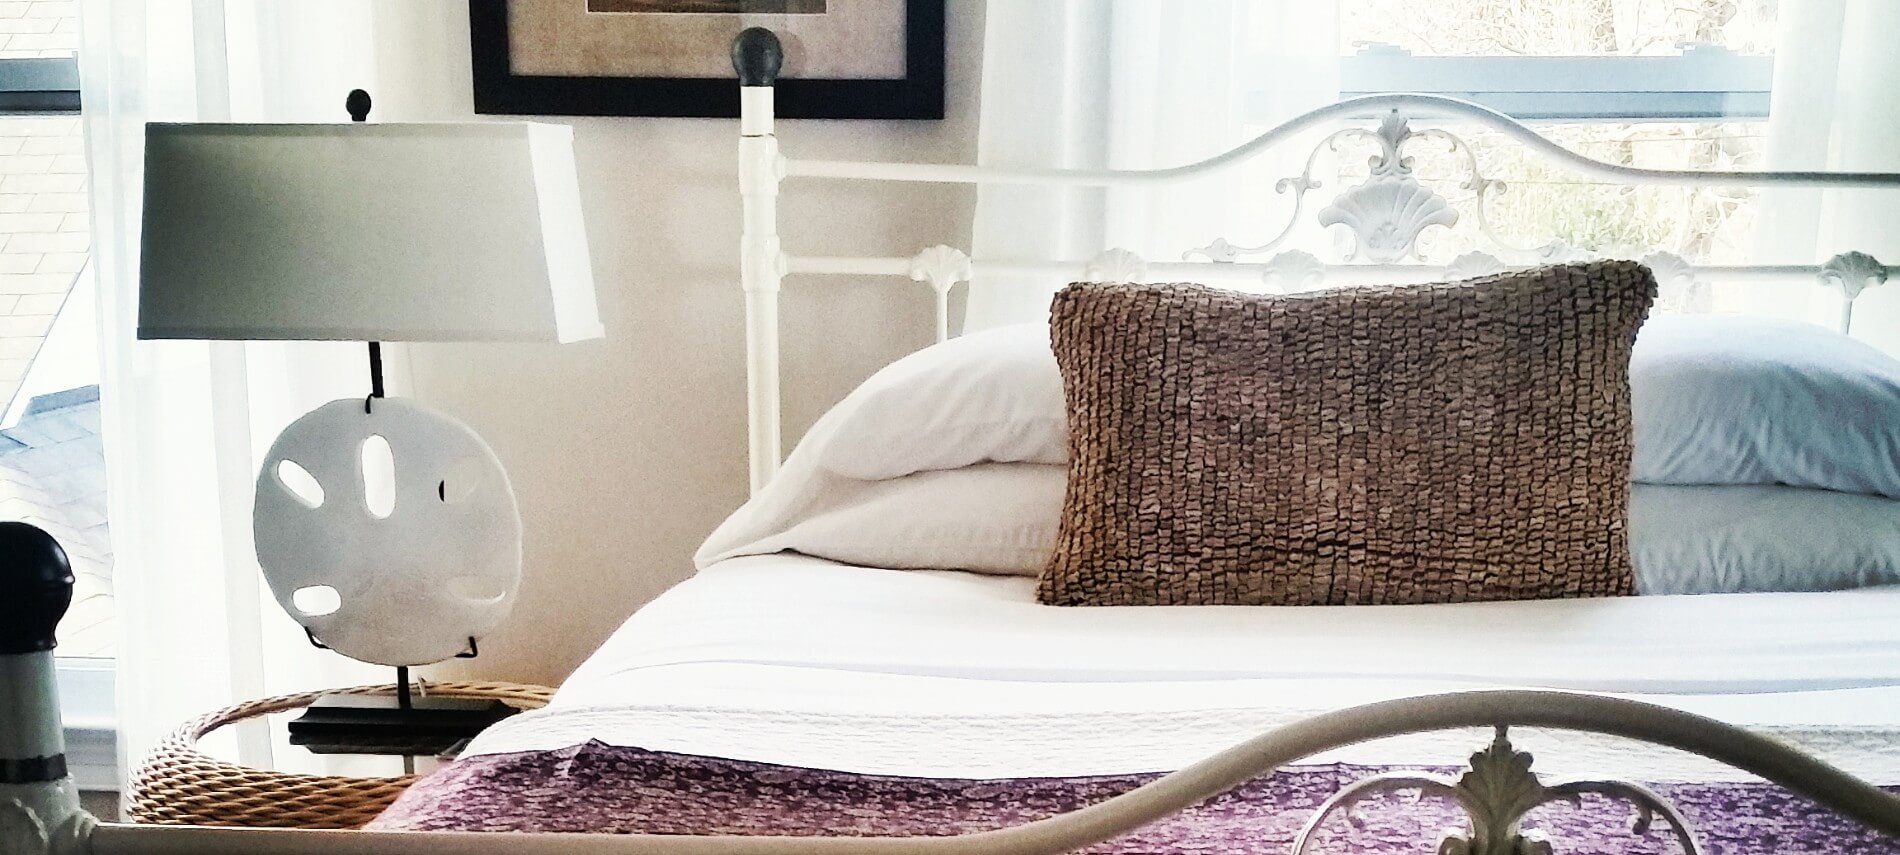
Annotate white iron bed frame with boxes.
[7,26,1900,855]
[737,43,1900,493]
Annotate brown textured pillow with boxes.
[1040,261,1657,607]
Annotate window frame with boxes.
[0,54,80,114]
[1330,43,1772,121]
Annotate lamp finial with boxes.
[346,89,372,122]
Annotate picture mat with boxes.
[509,0,904,79]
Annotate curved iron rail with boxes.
[74,690,1900,854]
[786,93,1900,189]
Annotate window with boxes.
[1338,0,1775,120]
[0,54,78,112]
[1338,44,1769,120]
[0,0,112,780]
[1256,1,1775,264]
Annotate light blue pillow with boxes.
[1632,314,1900,498]
[1632,484,1900,594]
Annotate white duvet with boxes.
[467,554,1900,783]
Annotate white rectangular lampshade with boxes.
[139,122,603,343]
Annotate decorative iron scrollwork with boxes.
[1291,727,1702,855]
[1642,251,1709,313]
[1182,106,1696,266]
[1183,161,1329,262]
[1318,111,1459,263]
[908,245,973,294]
[1819,251,1888,302]
[1445,251,1508,281]
[1086,248,1149,284]
[1187,108,1506,265]
[909,245,973,343]
[1260,250,1327,293]
[0,800,47,855]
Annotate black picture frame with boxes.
[468,0,944,120]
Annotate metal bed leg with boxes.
[0,522,94,854]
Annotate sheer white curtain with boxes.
[80,0,393,782]
[1752,0,1900,346]
[964,0,1340,330]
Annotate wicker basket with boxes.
[127,681,552,829]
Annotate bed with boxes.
[375,27,1900,846]
[11,24,1900,855]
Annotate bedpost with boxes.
[735,27,785,494]
[0,523,90,854]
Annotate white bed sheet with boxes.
[467,555,1900,782]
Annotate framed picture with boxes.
[468,0,944,119]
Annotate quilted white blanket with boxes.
[465,555,1900,783]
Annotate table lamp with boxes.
[138,92,601,752]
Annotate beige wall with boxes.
[375,3,983,685]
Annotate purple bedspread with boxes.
[372,740,1900,853]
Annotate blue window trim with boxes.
[0,54,80,113]
[1330,43,1772,121]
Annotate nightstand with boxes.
[126,681,550,829]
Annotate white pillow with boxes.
[1632,314,1900,498]
[695,327,1064,572]
[709,460,1900,594]
[1631,483,1900,595]
[819,323,1066,480]
[701,463,1062,575]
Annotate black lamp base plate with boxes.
[288,693,518,757]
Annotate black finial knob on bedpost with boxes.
[0,522,73,655]
[0,521,84,833]
[732,27,783,86]
[346,88,372,122]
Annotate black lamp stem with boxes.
[354,88,383,408]
[368,341,386,400]
[396,664,413,710]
